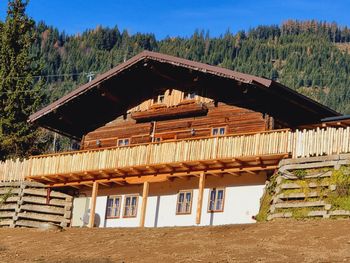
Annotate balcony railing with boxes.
[1,127,350,183]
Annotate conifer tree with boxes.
[0,0,42,160]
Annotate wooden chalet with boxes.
[11,50,350,227]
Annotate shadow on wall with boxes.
[154,196,161,227]
[82,209,101,227]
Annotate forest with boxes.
[34,20,350,113]
[1,0,350,159]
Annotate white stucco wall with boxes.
[72,180,265,228]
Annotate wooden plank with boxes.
[0,211,15,218]
[17,212,70,223]
[19,204,66,215]
[23,188,72,200]
[88,181,99,228]
[274,201,326,209]
[0,188,21,195]
[0,219,13,226]
[21,196,71,207]
[196,172,205,225]
[139,181,150,227]
[15,219,61,229]
[0,203,17,210]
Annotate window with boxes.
[123,195,138,217]
[211,127,226,136]
[208,188,225,212]
[106,196,122,218]
[157,95,165,104]
[184,91,196,100]
[176,191,193,214]
[153,137,162,142]
[117,138,130,147]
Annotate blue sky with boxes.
[0,0,349,39]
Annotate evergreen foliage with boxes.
[0,0,43,160]
[29,20,350,114]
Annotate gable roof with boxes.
[29,50,340,139]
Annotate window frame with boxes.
[157,94,165,104]
[123,194,139,218]
[176,190,193,215]
[153,136,162,143]
[207,188,225,213]
[105,195,122,219]
[117,138,130,147]
[211,126,227,136]
[184,91,197,100]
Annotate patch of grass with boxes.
[0,188,13,206]
[325,166,350,210]
[293,169,307,179]
[283,189,303,195]
[328,195,350,211]
[255,173,278,222]
[292,208,311,219]
[255,192,272,222]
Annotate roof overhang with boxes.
[29,50,340,139]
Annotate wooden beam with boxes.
[99,182,111,187]
[244,170,257,175]
[164,164,174,172]
[226,171,241,176]
[232,158,243,165]
[139,181,150,227]
[255,157,262,165]
[196,172,206,225]
[113,181,126,186]
[40,176,56,182]
[88,181,99,228]
[42,163,279,187]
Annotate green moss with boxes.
[293,169,307,179]
[256,173,278,222]
[256,192,272,222]
[283,189,303,195]
[292,208,311,219]
[327,195,350,210]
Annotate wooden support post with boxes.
[196,172,205,225]
[140,181,150,227]
[88,181,99,228]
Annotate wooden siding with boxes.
[127,89,213,113]
[82,101,269,150]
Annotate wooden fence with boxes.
[1,127,350,181]
[0,159,28,182]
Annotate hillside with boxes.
[32,20,350,114]
[0,220,350,262]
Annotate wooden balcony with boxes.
[1,127,350,187]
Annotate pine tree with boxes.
[0,0,42,160]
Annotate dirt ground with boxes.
[0,220,350,263]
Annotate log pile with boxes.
[0,181,72,228]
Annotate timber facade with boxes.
[2,50,350,228]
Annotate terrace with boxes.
[1,127,350,188]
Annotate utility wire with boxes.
[0,71,98,95]
[2,71,97,80]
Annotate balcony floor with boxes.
[26,153,288,188]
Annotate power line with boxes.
[3,71,97,80]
